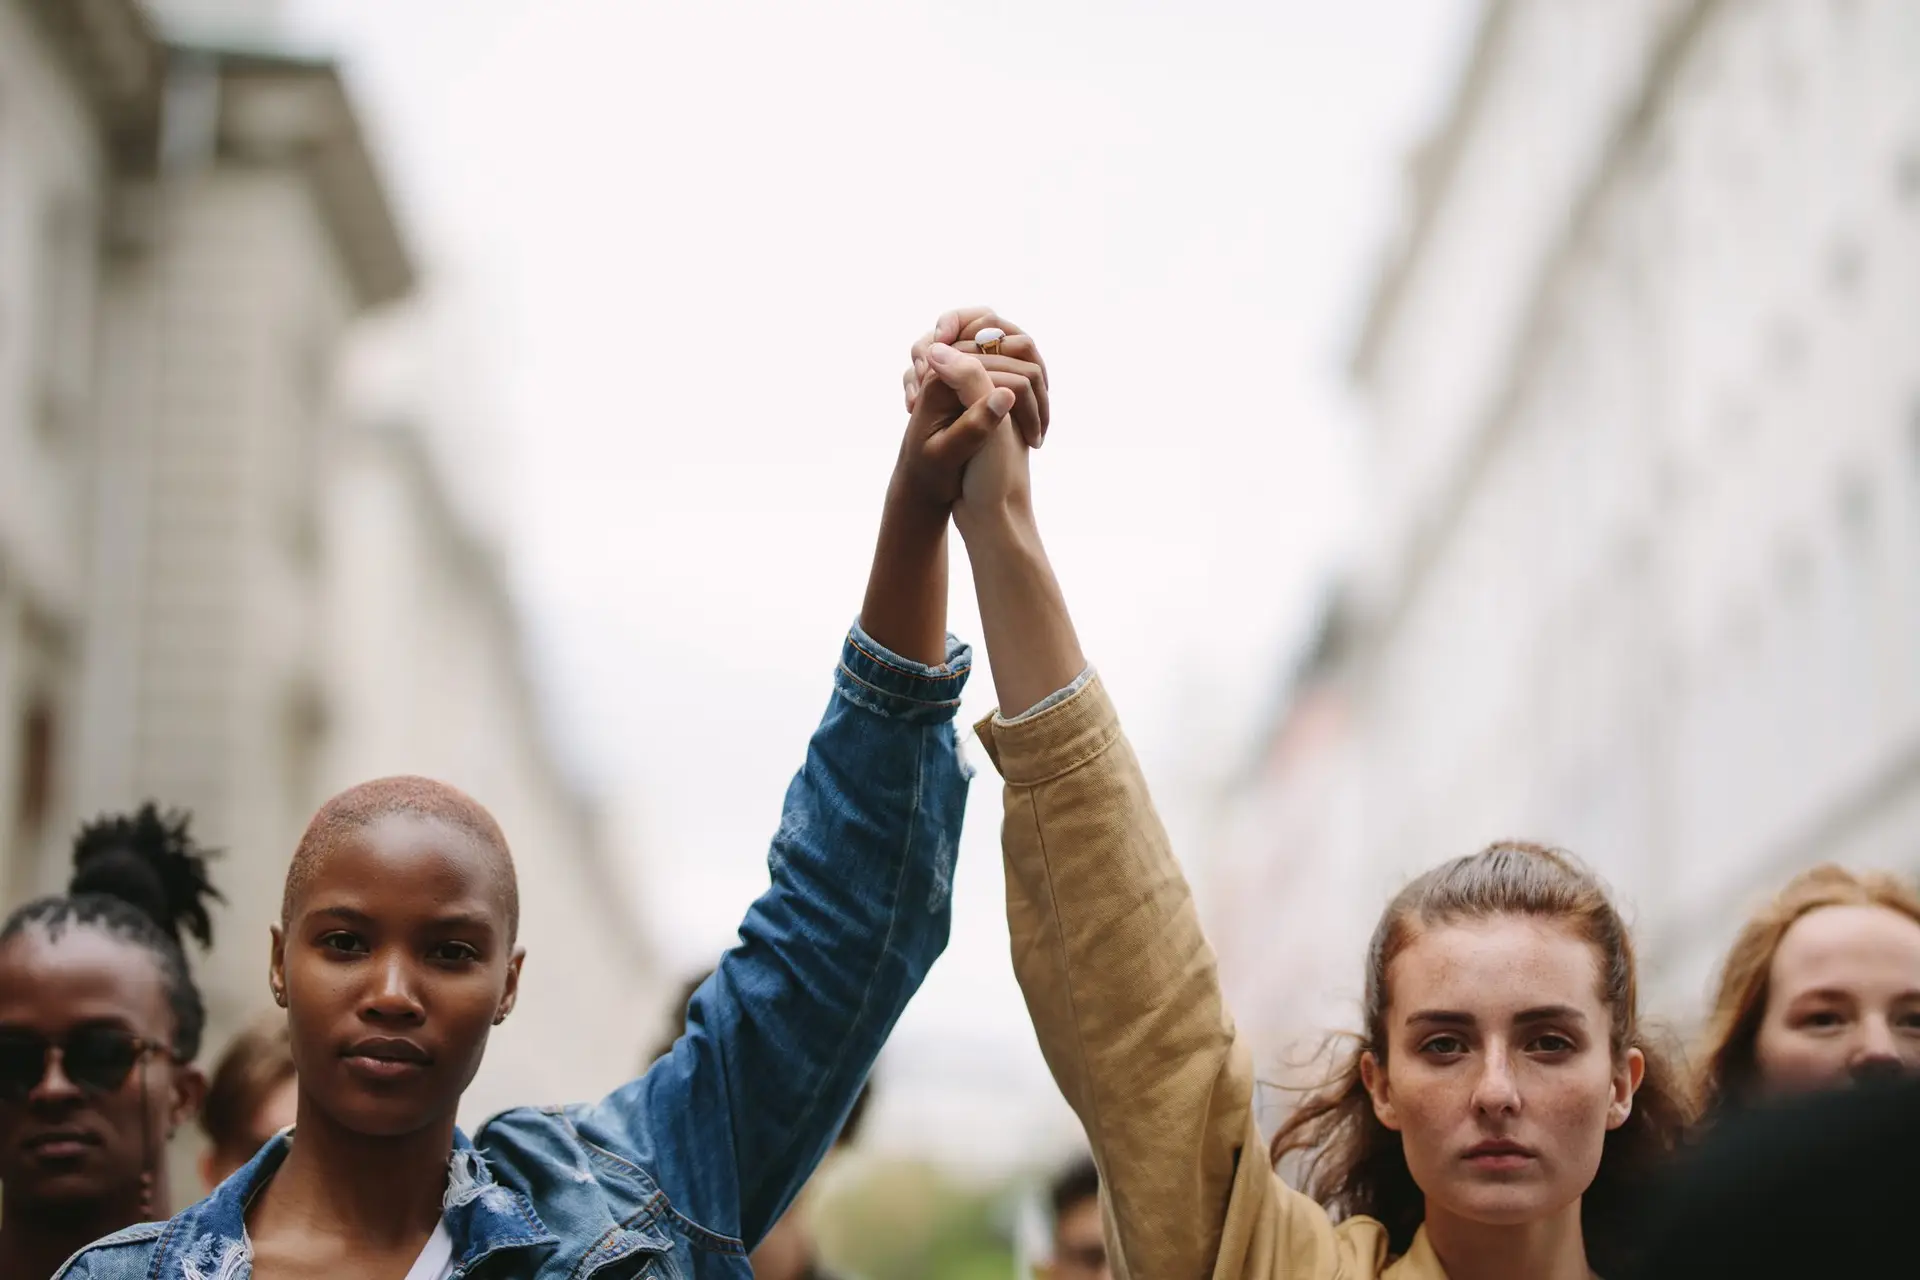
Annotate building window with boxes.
[1910,396,1920,481]
[1907,399,1920,556]
[1826,231,1863,297]
[1838,470,1875,545]
[1899,142,1920,207]
[13,698,55,850]
[281,329,328,570]
[282,684,326,849]
[33,193,95,439]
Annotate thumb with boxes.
[925,342,996,406]
[923,385,1015,472]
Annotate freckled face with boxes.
[1361,918,1641,1231]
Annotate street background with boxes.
[4,2,1915,1275]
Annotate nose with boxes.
[360,951,426,1026]
[28,1047,85,1109]
[1470,1043,1523,1117]
[1849,1017,1906,1082]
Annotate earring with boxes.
[138,1169,155,1219]
[272,986,287,1008]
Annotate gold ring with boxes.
[977,327,1005,356]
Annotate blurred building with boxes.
[1200,597,1376,1117]
[1,0,161,898]
[0,0,657,1197]
[75,34,414,1054]
[322,421,655,1123]
[149,0,284,43]
[1207,0,1920,1086]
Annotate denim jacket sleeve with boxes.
[569,623,970,1250]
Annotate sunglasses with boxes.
[0,1027,173,1102]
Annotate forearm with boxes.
[978,681,1266,1280]
[702,630,968,1235]
[956,502,1087,716]
[963,501,1298,1277]
[859,481,951,667]
[587,627,969,1247]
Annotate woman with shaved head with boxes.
[57,311,1046,1280]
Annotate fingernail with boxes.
[928,343,954,364]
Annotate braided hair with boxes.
[0,803,222,1060]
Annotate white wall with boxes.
[0,0,111,898]
[1214,0,1920,1061]
[69,162,351,1052]
[1358,0,1920,1020]
[321,424,660,1126]
[143,0,286,39]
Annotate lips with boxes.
[24,1128,100,1161]
[341,1036,432,1081]
[1462,1139,1537,1169]
[344,1036,431,1064]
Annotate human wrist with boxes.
[953,494,1037,548]
[883,473,955,541]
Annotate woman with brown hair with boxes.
[1258,844,1694,1277]
[1695,864,1920,1114]
[906,309,1695,1279]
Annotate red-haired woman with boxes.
[1696,864,1920,1114]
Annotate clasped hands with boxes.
[889,307,1051,539]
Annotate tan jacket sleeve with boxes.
[977,676,1390,1280]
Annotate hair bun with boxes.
[69,802,223,951]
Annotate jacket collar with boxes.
[153,1127,559,1277]
[1385,1227,1449,1278]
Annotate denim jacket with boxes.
[58,625,972,1280]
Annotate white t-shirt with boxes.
[241,1220,454,1279]
[403,1221,456,1280]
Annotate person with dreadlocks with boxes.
[0,804,221,1279]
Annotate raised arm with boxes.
[938,317,1371,1280]
[565,337,1027,1251]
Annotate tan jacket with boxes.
[978,676,1449,1280]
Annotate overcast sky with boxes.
[279,0,1474,1173]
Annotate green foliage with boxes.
[812,1157,1019,1280]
